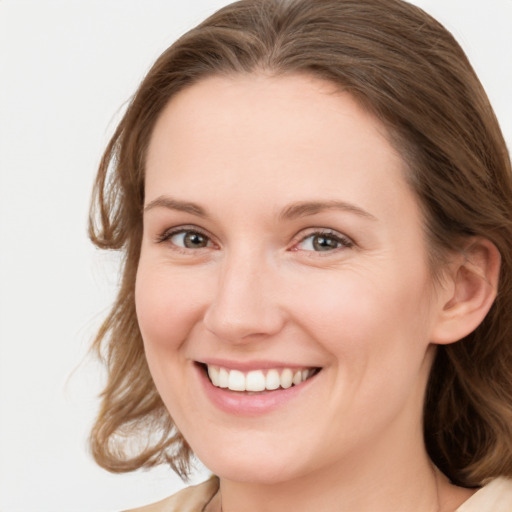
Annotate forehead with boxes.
[145,73,416,223]
[147,73,395,164]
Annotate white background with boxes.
[0,1,511,511]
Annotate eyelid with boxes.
[291,228,354,253]
[154,225,353,254]
[155,225,217,248]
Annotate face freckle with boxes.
[135,73,446,485]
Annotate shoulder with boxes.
[456,477,512,512]
[123,476,220,512]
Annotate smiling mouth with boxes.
[199,364,321,393]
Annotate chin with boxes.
[191,434,317,485]
[205,458,302,485]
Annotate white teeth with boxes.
[266,369,280,390]
[228,369,246,391]
[208,366,219,386]
[246,370,266,392]
[206,365,317,392]
[280,368,293,389]
[218,368,229,388]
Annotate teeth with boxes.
[206,365,317,392]
[218,368,229,388]
[228,370,245,391]
[280,368,293,389]
[208,366,219,386]
[266,369,280,390]
[246,370,266,392]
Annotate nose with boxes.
[203,248,286,343]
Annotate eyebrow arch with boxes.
[279,200,377,221]
[143,196,207,217]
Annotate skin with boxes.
[136,74,478,511]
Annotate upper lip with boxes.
[196,358,320,372]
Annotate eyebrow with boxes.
[143,195,376,222]
[144,196,207,217]
[279,200,377,221]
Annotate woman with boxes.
[88,0,512,510]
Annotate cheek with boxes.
[291,262,435,381]
[293,268,428,338]
[134,262,208,422]
[301,269,434,418]
[134,262,207,351]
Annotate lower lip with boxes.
[195,365,318,416]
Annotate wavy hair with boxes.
[89,0,512,485]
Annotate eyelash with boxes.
[156,226,215,253]
[156,226,354,255]
[293,229,354,254]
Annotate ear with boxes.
[431,238,501,345]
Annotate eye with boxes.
[295,230,353,252]
[159,228,213,249]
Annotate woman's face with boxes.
[136,74,449,484]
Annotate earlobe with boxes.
[431,238,501,345]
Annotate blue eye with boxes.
[297,231,352,252]
[168,230,211,249]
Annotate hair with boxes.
[89,0,512,486]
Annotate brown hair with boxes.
[89,0,512,485]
